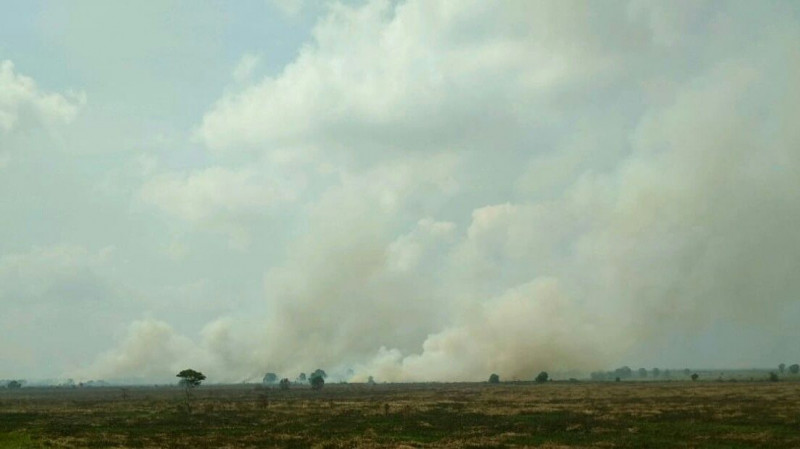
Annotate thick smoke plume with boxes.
[77,0,800,383]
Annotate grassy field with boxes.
[2,381,799,448]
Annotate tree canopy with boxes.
[263,372,278,384]
[310,375,325,390]
[176,369,206,388]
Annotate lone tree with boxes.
[535,371,549,383]
[489,373,500,384]
[297,373,307,382]
[177,369,206,388]
[779,363,786,374]
[263,372,278,384]
[790,364,800,374]
[638,368,647,378]
[691,373,699,381]
[7,380,22,389]
[311,369,327,379]
[310,374,325,390]
[176,369,205,413]
[278,378,291,390]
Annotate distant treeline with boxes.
[590,364,800,381]
[5,363,799,389]
[590,367,676,381]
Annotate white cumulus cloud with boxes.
[0,60,84,134]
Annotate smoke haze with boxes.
[2,0,799,383]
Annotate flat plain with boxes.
[2,380,799,448]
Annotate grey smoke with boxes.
[75,0,800,383]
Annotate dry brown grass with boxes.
[2,380,799,448]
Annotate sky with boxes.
[1,0,799,384]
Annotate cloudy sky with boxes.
[1,0,799,384]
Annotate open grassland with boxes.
[2,381,799,448]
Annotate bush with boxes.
[769,372,779,382]
[691,373,699,381]
[790,364,800,375]
[488,373,500,384]
[263,373,278,384]
[535,371,549,383]
[310,375,325,390]
[7,380,22,389]
[278,378,290,390]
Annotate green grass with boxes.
[0,431,39,449]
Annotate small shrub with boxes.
[768,372,779,382]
